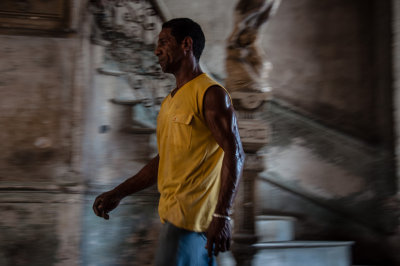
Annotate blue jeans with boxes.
[154,222,217,266]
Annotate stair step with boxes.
[255,241,353,266]
[256,215,296,242]
[255,240,354,249]
[218,241,354,266]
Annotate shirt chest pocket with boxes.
[170,113,193,150]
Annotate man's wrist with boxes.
[214,207,233,217]
[213,213,232,221]
[112,187,126,200]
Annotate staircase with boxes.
[218,215,354,266]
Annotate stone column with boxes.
[230,114,270,265]
[225,0,280,265]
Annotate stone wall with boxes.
[262,0,381,143]
[0,0,93,186]
[0,36,78,183]
[0,3,90,266]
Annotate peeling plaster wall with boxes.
[0,0,93,185]
[80,50,158,186]
[0,6,91,266]
[0,36,78,183]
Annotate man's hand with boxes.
[92,190,121,220]
[205,217,232,257]
[92,155,159,220]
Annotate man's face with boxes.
[155,28,183,73]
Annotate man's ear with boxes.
[182,36,193,55]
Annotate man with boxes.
[93,18,245,266]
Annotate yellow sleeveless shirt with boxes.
[156,73,225,232]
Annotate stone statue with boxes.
[226,0,280,94]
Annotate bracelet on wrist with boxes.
[212,213,232,221]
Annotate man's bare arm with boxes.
[93,154,159,220]
[203,85,245,256]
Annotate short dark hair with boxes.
[162,18,205,61]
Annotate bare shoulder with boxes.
[204,85,231,110]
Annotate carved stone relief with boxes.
[90,0,174,132]
[226,0,280,94]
